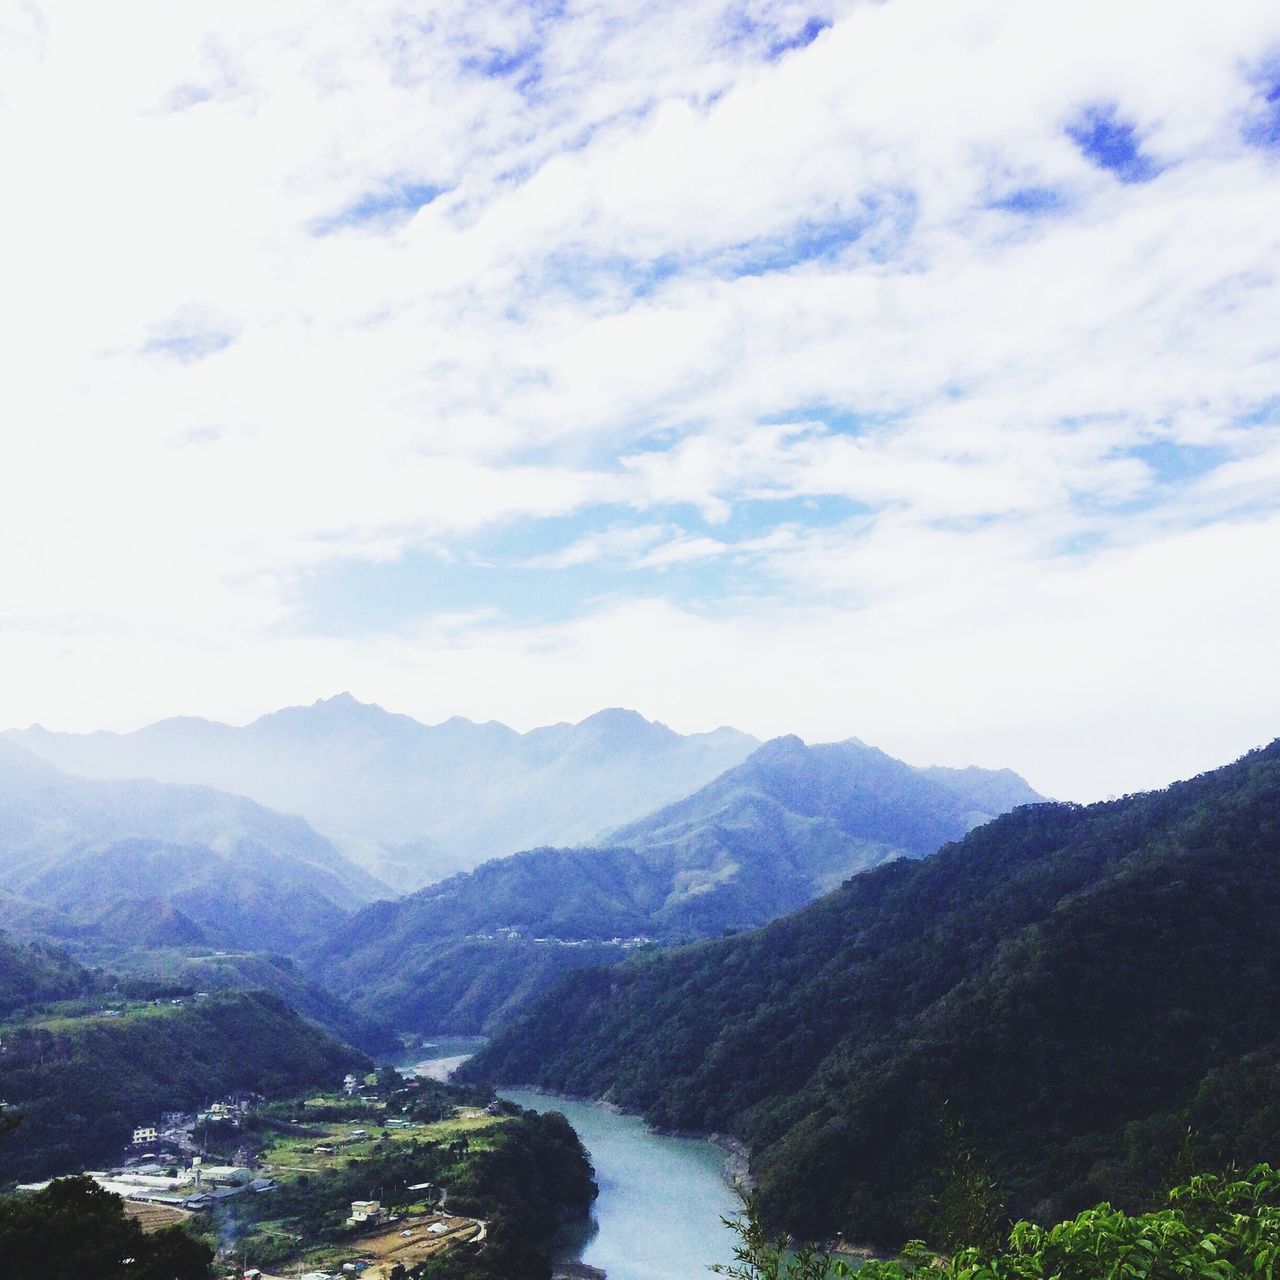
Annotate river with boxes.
[399,1039,742,1280]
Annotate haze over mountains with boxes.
[9,683,1279,1259]
[1,695,1042,1039]
[0,738,383,952]
[7,696,761,889]
[308,735,1042,1031]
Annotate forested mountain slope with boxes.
[0,932,97,1017]
[308,737,1038,1032]
[7,698,759,888]
[463,739,1280,1246]
[103,948,399,1054]
[0,739,383,952]
[0,991,369,1184]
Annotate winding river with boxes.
[400,1040,742,1280]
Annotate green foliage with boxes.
[860,1164,1280,1279]
[430,1109,598,1280]
[715,1197,853,1280]
[0,1175,212,1279]
[0,932,98,1017]
[726,1166,1280,1280]
[467,740,1280,1246]
[310,739,1036,1034]
[120,949,401,1053]
[0,991,369,1184]
[927,1106,1004,1256]
[228,1103,595,1280]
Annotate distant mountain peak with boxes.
[579,707,659,728]
[574,708,680,746]
[313,691,375,711]
[752,734,809,759]
[250,692,403,731]
[6,699,761,890]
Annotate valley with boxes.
[8,3,1276,1274]
[4,698,1279,1279]
[4,1055,594,1280]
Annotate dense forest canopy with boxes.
[0,990,369,1184]
[464,739,1280,1245]
[0,1177,212,1280]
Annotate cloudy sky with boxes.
[2,0,1279,800]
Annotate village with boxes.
[16,1069,504,1280]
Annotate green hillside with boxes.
[463,739,1280,1247]
[100,948,401,1053]
[310,738,1037,1032]
[0,990,369,1184]
[0,933,97,1017]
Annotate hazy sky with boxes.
[2,0,1279,800]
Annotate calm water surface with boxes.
[400,1043,742,1280]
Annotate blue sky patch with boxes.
[1242,63,1280,148]
[289,489,875,636]
[988,186,1068,216]
[1066,104,1162,183]
[715,215,870,277]
[464,43,539,79]
[760,403,899,439]
[1237,395,1280,427]
[534,196,913,304]
[143,329,234,362]
[1128,439,1233,485]
[312,182,447,234]
[768,16,831,59]
[722,9,831,61]
[715,492,866,537]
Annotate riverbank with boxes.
[501,1087,741,1280]
[396,1047,882,1271]
[482,1083,752,1197]
[710,1133,755,1195]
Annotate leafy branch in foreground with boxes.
[715,1197,855,1280]
[720,1165,1280,1280]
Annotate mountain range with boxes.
[6,698,761,889]
[463,739,1280,1245]
[307,735,1041,1032]
[0,739,383,953]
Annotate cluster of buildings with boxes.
[471,926,655,949]
[18,1092,273,1213]
[19,1158,278,1211]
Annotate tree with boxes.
[0,1176,212,1280]
[722,1165,1280,1280]
[714,1198,853,1280]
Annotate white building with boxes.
[348,1199,383,1225]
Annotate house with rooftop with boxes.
[347,1199,383,1226]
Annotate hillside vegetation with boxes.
[464,740,1280,1246]
[0,990,369,1184]
[0,933,97,1017]
[104,948,400,1053]
[309,737,1039,1032]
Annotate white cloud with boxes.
[1,0,1279,798]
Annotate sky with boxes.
[1,0,1279,801]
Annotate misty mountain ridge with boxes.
[307,733,1041,1032]
[0,738,385,952]
[7,696,762,889]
